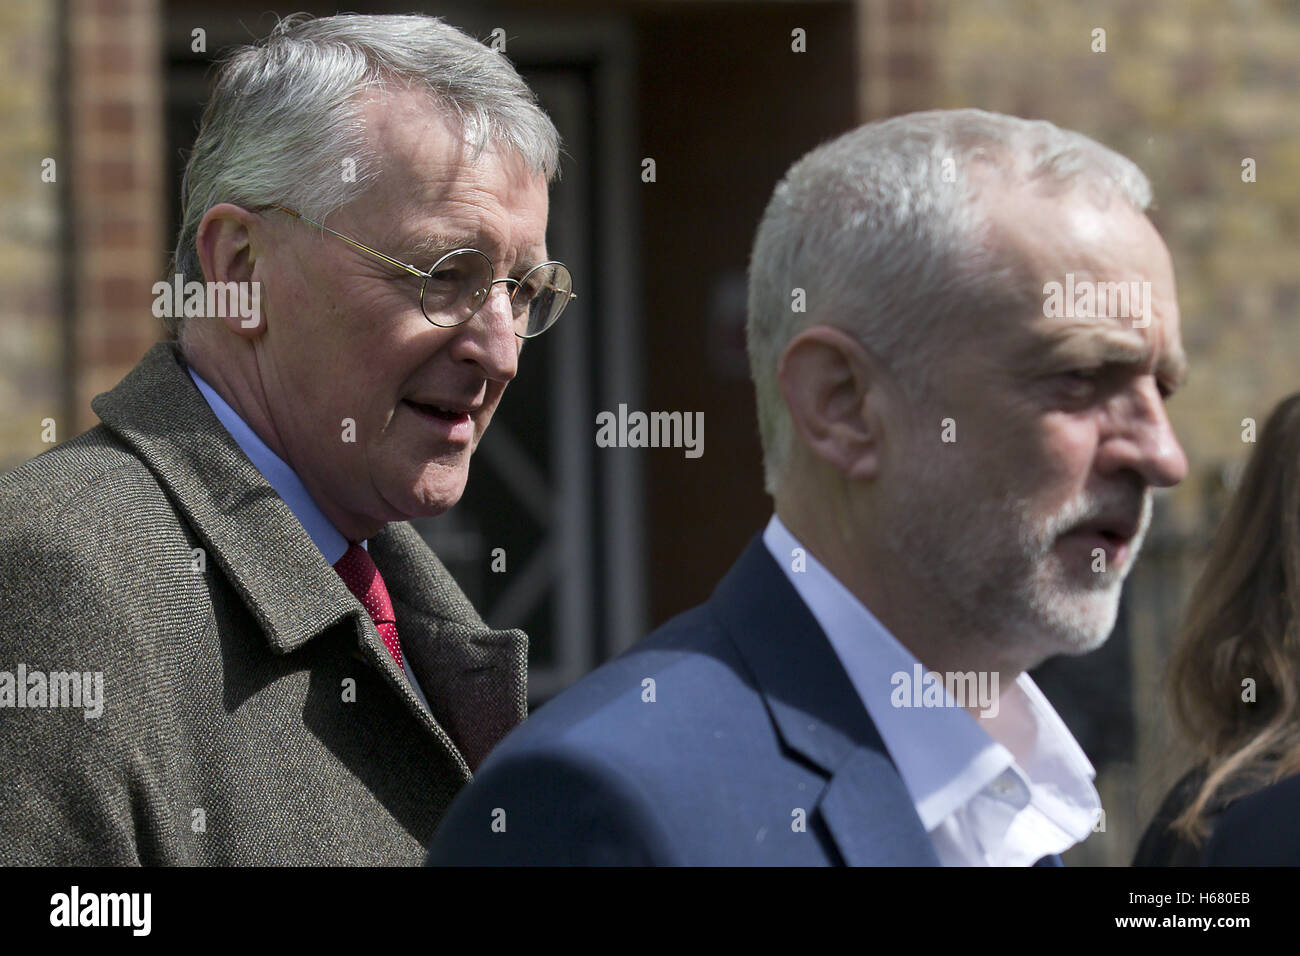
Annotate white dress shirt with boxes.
[188,366,432,713]
[763,515,1101,866]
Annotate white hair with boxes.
[169,12,560,338]
[746,108,1153,497]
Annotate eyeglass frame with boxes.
[261,203,576,338]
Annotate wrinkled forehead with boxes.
[351,89,550,258]
[357,90,534,197]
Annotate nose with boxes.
[451,283,519,382]
[1097,378,1188,488]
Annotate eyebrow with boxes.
[402,233,543,275]
[399,233,479,267]
[1032,324,1189,391]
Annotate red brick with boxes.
[87,102,136,134]
[88,42,139,75]
[83,158,137,192]
[92,276,151,310]
[887,0,928,26]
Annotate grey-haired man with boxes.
[429,109,1187,866]
[0,13,572,864]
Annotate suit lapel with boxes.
[709,536,940,866]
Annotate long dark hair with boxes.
[1168,391,1300,841]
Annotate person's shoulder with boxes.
[497,600,760,758]
[0,425,204,660]
[0,424,152,522]
[1203,771,1300,865]
[2,425,152,583]
[460,598,769,806]
[1133,766,1209,866]
[429,601,821,865]
[1,419,198,535]
[429,568,877,865]
[1136,764,1300,866]
[2,426,186,559]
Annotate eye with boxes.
[1060,368,1101,395]
[515,274,544,300]
[428,265,466,285]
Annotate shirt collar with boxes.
[187,366,358,564]
[762,514,1097,840]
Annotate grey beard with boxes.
[881,477,1151,666]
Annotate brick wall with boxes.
[67,0,166,433]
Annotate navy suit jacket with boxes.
[428,536,1063,866]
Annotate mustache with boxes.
[1036,486,1152,544]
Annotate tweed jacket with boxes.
[0,342,527,864]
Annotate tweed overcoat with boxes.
[0,342,527,864]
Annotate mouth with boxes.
[406,399,472,420]
[403,399,476,442]
[1058,517,1140,570]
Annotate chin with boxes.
[409,484,466,518]
[1036,587,1123,656]
[380,466,468,521]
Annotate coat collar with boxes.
[372,520,528,771]
[709,535,940,866]
[92,342,356,652]
[92,342,526,771]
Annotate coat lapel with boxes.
[710,536,940,866]
[92,342,526,774]
[372,522,527,772]
[92,343,356,652]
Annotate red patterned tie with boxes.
[334,543,405,673]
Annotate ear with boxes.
[196,203,265,338]
[778,325,885,482]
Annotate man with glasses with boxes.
[0,14,571,864]
[263,204,572,340]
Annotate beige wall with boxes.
[0,0,61,470]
